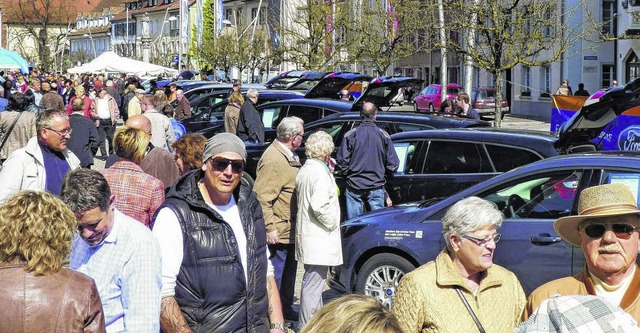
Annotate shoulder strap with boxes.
[455,287,486,333]
[0,112,23,153]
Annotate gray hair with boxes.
[277,116,304,141]
[61,169,111,213]
[36,110,68,135]
[305,131,334,160]
[246,88,259,100]
[360,102,377,119]
[442,197,503,249]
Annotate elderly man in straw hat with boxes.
[522,183,640,321]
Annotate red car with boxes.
[472,87,510,119]
[414,83,462,112]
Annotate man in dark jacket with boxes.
[152,133,286,333]
[336,102,399,219]
[237,88,265,143]
[67,98,98,168]
[120,84,136,121]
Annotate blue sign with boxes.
[171,55,179,64]
[584,56,597,60]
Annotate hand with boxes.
[385,196,393,207]
[266,230,280,245]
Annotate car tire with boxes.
[355,253,415,308]
[428,104,434,113]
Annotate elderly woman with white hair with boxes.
[392,197,526,333]
[295,131,342,328]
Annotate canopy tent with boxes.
[67,51,178,77]
[0,48,30,74]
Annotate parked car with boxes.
[183,83,267,102]
[414,83,462,113]
[222,111,491,179]
[472,87,510,119]
[388,128,559,204]
[329,152,640,308]
[265,70,329,89]
[181,90,306,133]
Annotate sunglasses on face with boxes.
[210,158,244,173]
[582,223,639,239]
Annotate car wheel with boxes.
[355,254,415,308]
[428,104,434,113]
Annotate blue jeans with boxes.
[268,243,297,314]
[345,187,385,220]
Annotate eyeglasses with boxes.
[582,223,639,239]
[45,127,72,137]
[210,157,244,173]
[294,132,304,139]
[462,233,501,246]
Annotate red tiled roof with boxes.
[2,0,104,24]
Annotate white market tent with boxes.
[67,51,178,77]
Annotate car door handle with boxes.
[530,233,562,246]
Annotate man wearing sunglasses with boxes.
[153,132,287,332]
[0,109,80,204]
[523,183,640,321]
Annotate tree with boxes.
[444,0,585,127]
[347,0,434,75]
[3,0,77,70]
[272,0,351,70]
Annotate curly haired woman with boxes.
[0,191,105,332]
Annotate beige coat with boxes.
[0,136,81,204]
[0,110,36,160]
[224,103,241,134]
[523,265,640,322]
[295,159,342,266]
[393,249,526,333]
[254,141,301,244]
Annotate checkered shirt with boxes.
[515,294,640,332]
[70,209,162,333]
[101,160,165,228]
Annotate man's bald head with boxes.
[125,115,152,137]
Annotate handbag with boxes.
[455,287,486,333]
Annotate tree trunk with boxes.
[494,70,503,128]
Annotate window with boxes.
[285,105,322,126]
[521,65,531,96]
[602,64,615,88]
[305,122,345,146]
[225,9,233,21]
[423,141,491,174]
[627,52,640,83]
[485,145,543,172]
[542,5,555,38]
[541,65,551,96]
[393,140,426,174]
[602,0,616,36]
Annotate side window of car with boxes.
[395,123,435,134]
[209,102,228,122]
[480,171,583,219]
[485,144,544,172]
[423,141,492,174]
[262,106,285,129]
[305,122,345,146]
[394,140,426,174]
[286,105,322,125]
[603,171,640,206]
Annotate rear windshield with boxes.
[447,87,461,94]
[477,90,495,99]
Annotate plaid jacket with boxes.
[102,161,165,227]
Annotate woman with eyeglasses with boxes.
[392,196,526,333]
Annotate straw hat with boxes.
[554,183,640,247]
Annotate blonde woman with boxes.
[295,131,342,327]
[101,126,165,227]
[65,85,93,119]
[225,90,244,134]
[0,191,105,332]
[301,294,402,333]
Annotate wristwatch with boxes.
[270,322,287,331]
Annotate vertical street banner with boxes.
[215,0,224,36]
[180,0,190,55]
[196,0,204,43]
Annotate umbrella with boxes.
[0,48,29,74]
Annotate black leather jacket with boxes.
[160,170,269,333]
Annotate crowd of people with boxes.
[2,69,640,333]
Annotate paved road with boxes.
[92,113,551,330]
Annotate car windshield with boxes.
[478,90,495,99]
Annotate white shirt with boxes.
[97,96,111,119]
[153,199,273,298]
[590,265,636,306]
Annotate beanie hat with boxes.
[202,133,247,162]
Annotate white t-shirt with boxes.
[153,198,273,298]
[97,96,111,119]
